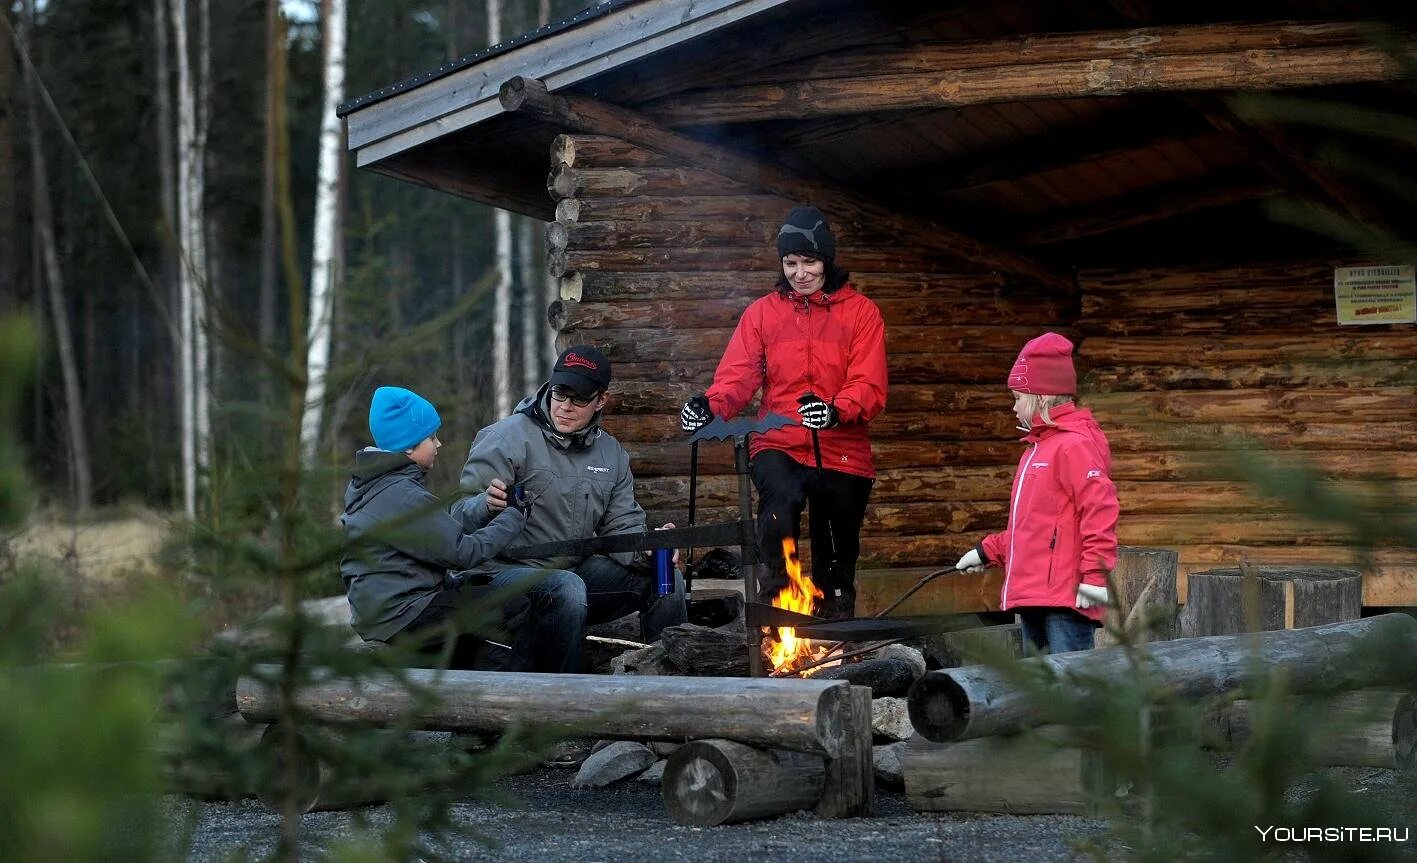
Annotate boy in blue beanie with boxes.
[341,386,531,669]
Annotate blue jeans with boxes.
[493,555,687,673]
[1017,607,1097,654]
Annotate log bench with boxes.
[238,668,873,822]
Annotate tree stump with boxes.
[1182,565,1361,637]
[1096,546,1179,648]
[662,739,825,826]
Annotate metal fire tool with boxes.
[689,412,796,677]
[799,392,842,613]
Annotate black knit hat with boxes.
[776,205,835,262]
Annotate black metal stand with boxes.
[735,435,763,678]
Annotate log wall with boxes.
[1076,263,1417,606]
[545,135,1417,611]
[546,134,1062,613]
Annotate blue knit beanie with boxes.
[369,386,442,452]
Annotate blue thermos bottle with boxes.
[653,548,674,596]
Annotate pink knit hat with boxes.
[1007,332,1076,395]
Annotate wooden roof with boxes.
[342,0,1416,273]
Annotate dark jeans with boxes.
[493,554,687,673]
[390,580,534,672]
[751,449,873,617]
[1017,607,1097,654]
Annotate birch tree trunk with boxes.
[487,0,513,418]
[168,0,210,517]
[20,0,92,514]
[298,0,346,465]
[194,0,211,478]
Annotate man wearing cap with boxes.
[451,345,687,673]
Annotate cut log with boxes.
[909,613,1417,743]
[903,727,1111,815]
[547,165,753,200]
[816,685,874,818]
[1095,547,1179,648]
[659,623,750,677]
[1211,689,1417,770]
[661,739,826,826]
[810,658,917,698]
[239,667,851,756]
[1182,565,1361,637]
[922,622,1023,668]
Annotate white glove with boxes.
[1076,583,1109,609]
[955,548,985,573]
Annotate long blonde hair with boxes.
[1017,393,1073,428]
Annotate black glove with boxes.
[797,394,839,430]
[680,395,713,433]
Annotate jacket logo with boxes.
[587,466,610,473]
[840,455,849,463]
[1032,462,1049,468]
[562,352,599,371]
[1086,469,1102,478]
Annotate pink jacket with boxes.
[980,403,1119,620]
[706,284,888,479]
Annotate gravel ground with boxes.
[171,766,1110,862]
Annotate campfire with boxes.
[766,537,837,675]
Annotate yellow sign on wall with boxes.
[1334,265,1417,325]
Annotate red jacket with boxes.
[706,284,888,478]
[980,403,1119,621]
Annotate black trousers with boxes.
[751,449,873,615]
[390,581,532,671]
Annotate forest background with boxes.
[1,0,578,533]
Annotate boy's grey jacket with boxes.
[452,385,647,574]
[341,449,526,642]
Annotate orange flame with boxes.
[767,537,826,673]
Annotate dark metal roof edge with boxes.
[338,0,644,117]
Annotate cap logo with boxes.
[562,352,599,371]
[777,220,823,251]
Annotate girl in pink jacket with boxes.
[954,332,1120,653]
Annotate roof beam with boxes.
[498,77,1075,294]
[638,24,1406,126]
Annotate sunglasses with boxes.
[549,386,601,407]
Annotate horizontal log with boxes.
[1211,690,1417,770]
[548,165,754,200]
[560,269,1035,303]
[1082,284,1331,316]
[1079,260,1335,292]
[556,295,1065,329]
[857,568,1003,616]
[1086,388,1417,424]
[662,739,826,826]
[238,668,852,757]
[1103,421,1417,452]
[647,501,1009,538]
[580,328,1068,364]
[623,440,1023,476]
[606,411,1020,444]
[903,729,1107,815]
[549,246,965,278]
[556,195,792,224]
[908,613,1417,742]
[551,134,675,168]
[551,217,900,249]
[1077,307,1363,336]
[1081,332,1417,365]
[1085,362,1417,392]
[642,45,1403,126]
[611,353,1014,386]
[746,22,1376,83]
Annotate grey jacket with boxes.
[341,449,526,642]
[452,385,646,573]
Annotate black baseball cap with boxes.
[548,345,612,398]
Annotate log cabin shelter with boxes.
[340,0,1417,617]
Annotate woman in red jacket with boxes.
[680,205,888,619]
[954,332,1119,653]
